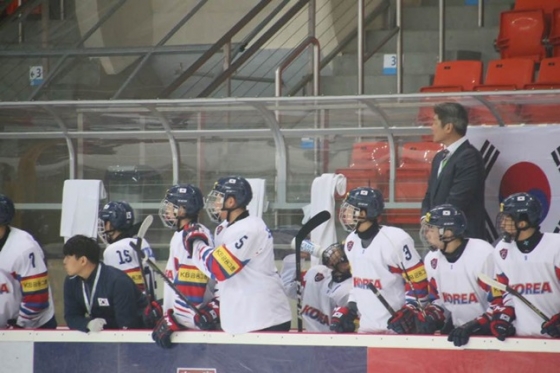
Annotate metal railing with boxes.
[275,36,320,97]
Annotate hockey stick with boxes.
[295,210,331,332]
[130,239,203,318]
[367,282,396,316]
[129,215,155,300]
[477,273,550,322]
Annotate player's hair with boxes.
[63,235,101,264]
[434,102,468,136]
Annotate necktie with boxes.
[437,149,449,177]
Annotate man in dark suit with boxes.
[421,102,486,240]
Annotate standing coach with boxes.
[421,102,486,240]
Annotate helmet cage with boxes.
[338,201,363,232]
[205,189,225,223]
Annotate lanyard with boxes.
[82,265,101,315]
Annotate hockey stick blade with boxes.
[477,273,550,322]
[129,243,203,317]
[295,210,331,332]
[367,282,396,316]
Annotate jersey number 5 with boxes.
[235,235,249,249]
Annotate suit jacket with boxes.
[421,140,486,240]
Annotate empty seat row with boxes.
[419,58,560,125]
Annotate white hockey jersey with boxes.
[163,224,215,329]
[345,226,429,333]
[0,227,55,328]
[280,254,352,332]
[424,238,494,327]
[493,233,560,337]
[192,215,292,334]
[0,268,21,327]
[103,237,156,295]
[301,266,352,332]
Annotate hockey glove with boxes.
[87,318,107,333]
[6,319,23,329]
[416,304,446,334]
[490,306,516,341]
[541,313,560,338]
[387,304,418,334]
[183,226,209,257]
[447,314,490,347]
[330,302,358,333]
[194,298,220,330]
[152,309,186,349]
[142,297,163,329]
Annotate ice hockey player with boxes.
[331,187,429,334]
[184,176,292,334]
[421,204,495,346]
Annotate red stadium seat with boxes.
[520,57,560,123]
[496,9,547,62]
[336,142,391,197]
[420,61,483,92]
[474,58,535,91]
[417,61,483,126]
[470,59,534,125]
[525,57,560,89]
[385,141,442,225]
[399,141,443,168]
[549,9,560,57]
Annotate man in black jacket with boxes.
[421,102,486,240]
[63,235,147,332]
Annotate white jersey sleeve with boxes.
[280,253,298,299]
[0,227,55,328]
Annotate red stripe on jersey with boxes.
[428,277,440,301]
[477,278,490,292]
[555,266,560,282]
[175,264,208,305]
[387,265,402,274]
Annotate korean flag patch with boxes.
[98,298,110,307]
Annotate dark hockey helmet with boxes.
[99,201,135,231]
[322,242,351,282]
[159,184,204,229]
[0,194,15,226]
[497,192,543,242]
[206,176,253,223]
[338,187,384,232]
[421,204,466,250]
[499,192,542,227]
[321,243,348,269]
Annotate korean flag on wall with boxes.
[467,126,560,240]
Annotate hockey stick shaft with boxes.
[477,273,550,322]
[367,283,396,316]
[295,210,331,332]
[130,245,204,318]
[130,215,155,299]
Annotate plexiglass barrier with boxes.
[1,91,559,325]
